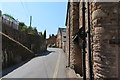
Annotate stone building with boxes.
[56,28,66,51]
[65,1,120,79]
[46,34,57,47]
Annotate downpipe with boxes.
[87,1,94,80]
[82,1,86,80]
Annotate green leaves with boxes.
[21,25,27,31]
[3,14,41,36]
[19,22,38,35]
[0,10,2,17]
[3,14,16,21]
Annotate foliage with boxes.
[3,14,40,35]
[38,32,43,36]
[21,25,28,31]
[33,27,38,34]
[19,22,25,27]
[19,22,28,32]
[27,26,33,30]
[27,27,38,35]
[43,30,46,39]
[0,10,1,17]
[49,34,51,38]
[3,14,16,21]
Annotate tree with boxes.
[19,22,28,32]
[28,26,33,30]
[3,14,16,21]
[33,27,38,34]
[0,10,2,16]
[43,30,46,39]
[19,22,25,27]
[38,32,43,36]
[49,34,51,38]
[21,25,27,31]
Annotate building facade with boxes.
[66,2,120,79]
[46,34,57,47]
[57,28,66,51]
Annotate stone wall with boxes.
[91,2,120,79]
[66,2,120,80]
[66,2,82,75]
[2,33,34,69]
[57,29,62,48]
[2,22,47,69]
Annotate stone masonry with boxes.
[66,2,82,75]
[91,2,120,79]
[66,2,120,80]
[1,21,47,69]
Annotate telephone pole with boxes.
[30,16,32,27]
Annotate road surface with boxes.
[2,48,67,78]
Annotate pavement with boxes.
[1,48,67,78]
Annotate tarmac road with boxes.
[2,48,67,78]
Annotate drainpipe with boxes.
[82,0,86,80]
[87,1,93,80]
[68,2,71,67]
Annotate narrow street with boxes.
[1,2,120,80]
[2,48,67,78]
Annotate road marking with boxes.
[52,52,61,78]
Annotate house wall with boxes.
[66,2,82,75]
[57,30,62,48]
[62,30,66,52]
[66,2,120,79]
[47,35,56,46]
[91,2,120,79]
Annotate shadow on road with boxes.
[1,59,31,78]
[35,50,55,57]
[1,50,54,78]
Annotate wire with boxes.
[24,2,31,16]
[19,0,30,18]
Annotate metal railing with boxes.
[1,15,19,30]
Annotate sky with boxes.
[0,2,67,38]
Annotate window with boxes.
[63,36,66,38]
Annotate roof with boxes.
[58,28,66,36]
[47,35,57,40]
[65,2,70,26]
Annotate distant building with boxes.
[47,34,57,47]
[56,28,66,51]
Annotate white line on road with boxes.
[52,52,61,78]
